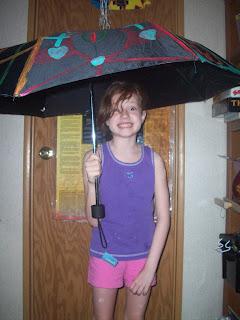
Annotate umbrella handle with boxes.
[91,177,105,219]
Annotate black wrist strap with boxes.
[98,218,107,249]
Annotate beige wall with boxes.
[183,0,226,319]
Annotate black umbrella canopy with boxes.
[0,21,240,117]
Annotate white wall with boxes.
[183,1,226,319]
[0,1,28,320]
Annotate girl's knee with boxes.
[92,287,118,320]
[124,289,149,320]
[124,306,146,320]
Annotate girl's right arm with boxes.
[83,150,102,227]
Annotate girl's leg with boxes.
[92,287,118,320]
[124,288,151,320]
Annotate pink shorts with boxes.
[88,256,157,289]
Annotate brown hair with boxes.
[97,81,148,139]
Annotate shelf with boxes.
[214,197,240,213]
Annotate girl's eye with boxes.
[130,106,137,111]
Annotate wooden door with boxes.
[24,1,184,319]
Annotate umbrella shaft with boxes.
[90,83,97,153]
[89,83,99,204]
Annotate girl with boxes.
[83,81,170,320]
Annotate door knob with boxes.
[39,146,55,160]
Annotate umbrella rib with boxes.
[0,46,33,65]
[14,40,43,96]
[0,44,32,88]
[110,56,196,63]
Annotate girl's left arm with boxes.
[129,151,170,295]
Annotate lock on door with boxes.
[39,146,55,160]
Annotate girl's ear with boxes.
[141,110,147,123]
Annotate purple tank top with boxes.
[90,142,155,261]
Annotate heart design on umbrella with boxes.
[91,56,106,67]
[139,29,157,40]
[48,45,69,60]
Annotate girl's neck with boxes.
[108,137,141,163]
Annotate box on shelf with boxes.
[212,87,240,118]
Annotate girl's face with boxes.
[106,93,146,139]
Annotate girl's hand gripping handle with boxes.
[84,152,105,219]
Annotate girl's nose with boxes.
[121,108,129,117]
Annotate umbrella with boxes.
[1,21,240,245]
[1,21,240,117]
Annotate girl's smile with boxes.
[117,122,133,128]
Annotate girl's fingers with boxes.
[86,152,101,162]
[85,161,101,173]
[84,152,102,183]
[129,272,152,296]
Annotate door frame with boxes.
[23,1,185,319]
